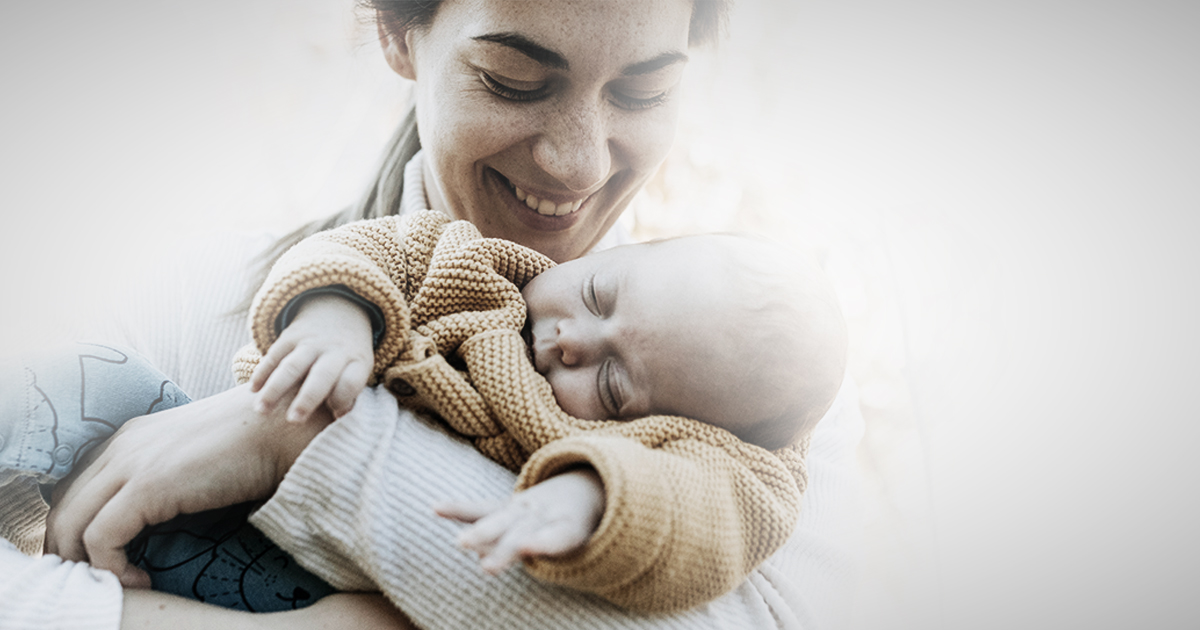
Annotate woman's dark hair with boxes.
[242,0,732,309]
[366,0,731,47]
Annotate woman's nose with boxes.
[533,101,611,193]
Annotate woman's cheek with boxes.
[617,102,681,173]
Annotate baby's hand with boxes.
[250,294,374,422]
[435,468,606,575]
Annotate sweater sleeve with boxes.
[514,430,804,613]
[0,539,122,630]
[245,216,413,378]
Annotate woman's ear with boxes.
[378,18,417,80]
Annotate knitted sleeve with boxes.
[237,215,415,381]
[515,428,806,613]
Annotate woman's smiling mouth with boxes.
[497,172,589,217]
[513,184,585,216]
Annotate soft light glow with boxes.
[1,2,1197,628]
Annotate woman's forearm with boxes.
[122,591,413,630]
[249,387,779,629]
[121,590,260,630]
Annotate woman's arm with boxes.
[122,591,414,630]
[40,349,862,629]
[248,384,862,629]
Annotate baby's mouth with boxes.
[502,176,586,217]
[521,319,536,363]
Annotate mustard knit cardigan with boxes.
[233,210,809,613]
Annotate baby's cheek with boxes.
[545,370,604,421]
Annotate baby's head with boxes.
[520,233,847,450]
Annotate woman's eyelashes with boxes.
[479,70,671,110]
[609,89,672,111]
[479,71,550,101]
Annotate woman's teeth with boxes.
[512,184,584,217]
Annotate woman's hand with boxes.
[250,293,375,423]
[44,384,331,588]
[435,467,606,574]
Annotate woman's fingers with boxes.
[45,386,324,589]
[45,438,125,560]
[81,484,163,588]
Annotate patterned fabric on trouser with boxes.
[0,342,333,611]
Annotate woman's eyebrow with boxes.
[471,33,687,77]
[622,51,689,76]
[472,33,568,70]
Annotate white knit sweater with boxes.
[0,152,864,630]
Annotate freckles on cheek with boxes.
[445,99,530,162]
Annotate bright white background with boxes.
[1,1,1198,628]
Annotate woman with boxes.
[24,1,863,628]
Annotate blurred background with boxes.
[2,1,1198,628]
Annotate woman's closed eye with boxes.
[609,88,672,111]
[480,71,550,102]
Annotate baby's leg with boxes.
[126,502,335,611]
[0,342,190,488]
[0,342,333,611]
[0,342,189,555]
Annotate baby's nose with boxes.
[556,319,599,367]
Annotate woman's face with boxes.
[384,0,693,263]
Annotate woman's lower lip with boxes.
[489,169,587,233]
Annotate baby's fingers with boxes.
[478,527,532,575]
[515,522,588,558]
[250,338,295,393]
[327,360,371,418]
[287,354,346,423]
[434,499,505,525]
[256,346,318,413]
[436,500,520,553]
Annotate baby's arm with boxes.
[250,293,374,422]
[501,431,806,613]
[239,214,427,422]
[435,468,605,574]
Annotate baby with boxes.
[0,210,846,614]
[239,209,847,611]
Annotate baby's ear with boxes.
[378,17,418,80]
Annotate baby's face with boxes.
[520,237,763,435]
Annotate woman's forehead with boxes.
[434,0,692,67]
